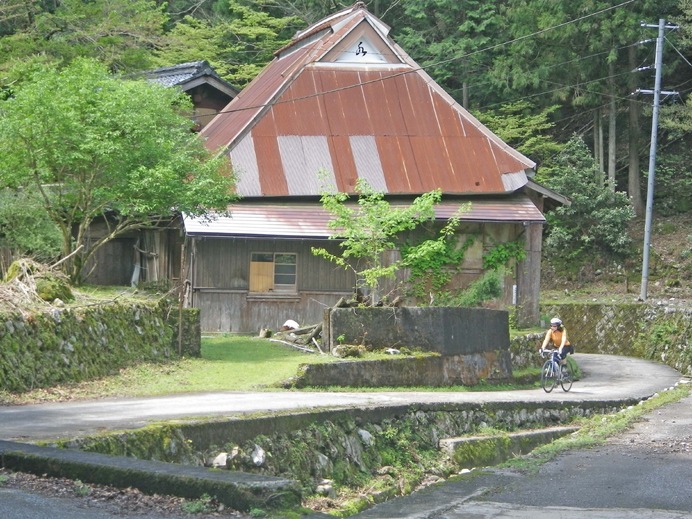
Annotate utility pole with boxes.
[636,19,678,301]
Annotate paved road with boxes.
[0,354,681,441]
[350,390,692,519]
[0,353,689,519]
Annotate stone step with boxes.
[439,426,580,469]
[0,440,300,512]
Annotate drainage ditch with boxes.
[38,399,630,513]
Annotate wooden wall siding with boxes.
[0,247,13,277]
[81,224,182,287]
[83,237,136,285]
[399,222,522,307]
[195,289,350,332]
[190,236,356,332]
[192,237,355,292]
[190,222,529,332]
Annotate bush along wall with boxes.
[540,303,691,377]
[0,302,200,393]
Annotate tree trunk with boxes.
[608,62,617,191]
[593,109,604,186]
[628,45,645,216]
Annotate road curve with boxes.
[0,354,684,442]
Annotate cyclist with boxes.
[540,317,573,363]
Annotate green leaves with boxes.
[0,58,234,282]
[544,135,634,267]
[0,0,167,72]
[313,180,442,302]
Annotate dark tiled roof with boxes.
[145,61,238,96]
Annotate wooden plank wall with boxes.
[191,237,356,332]
[190,222,533,333]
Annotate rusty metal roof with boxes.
[201,3,535,198]
[183,196,544,237]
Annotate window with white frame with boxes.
[249,252,297,293]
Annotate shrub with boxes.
[543,136,634,269]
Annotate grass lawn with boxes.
[0,335,540,405]
[0,336,336,405]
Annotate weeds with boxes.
[181,493,215,513]
[73,479,91,496]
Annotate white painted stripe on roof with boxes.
[279,136,336,195]
[350,135,387,191]
[231,135,262,196]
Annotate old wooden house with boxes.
[181,2,566,333]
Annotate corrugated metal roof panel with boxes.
[350,136,387,191]
[184,196,545,238]
[200,4,536,199]
[230,135,261,196]
[278,136,336,194]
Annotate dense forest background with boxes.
[0,0,691,286]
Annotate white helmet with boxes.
[550,317,562,326]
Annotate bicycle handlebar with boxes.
[539,348,560,359]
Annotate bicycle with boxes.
[539,348,573,393]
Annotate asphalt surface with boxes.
[0,353,690,519]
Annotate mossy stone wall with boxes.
[538,303,690,376]
[61,400,627,496]
[0,303,200,392]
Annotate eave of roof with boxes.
[183,195,545,238]
[145,61,239,97]
[524,179,571,206]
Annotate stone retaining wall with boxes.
[0,302,200,392]
[541,303,691,376]
[61,399,632,496]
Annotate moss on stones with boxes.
[0,302,199,393]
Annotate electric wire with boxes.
[191,0,652,120]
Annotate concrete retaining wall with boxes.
[293,350,512,388]
[326,307,509,354]
[300,307,512,387]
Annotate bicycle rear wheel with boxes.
[560,361,573,392]
[541,360,557,393]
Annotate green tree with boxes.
[0,58,235,283]
[487,0,681,213]
[0,0,166,73]
[0,188,62,264]
[155,0,303,87]
[543,136,634,270]
[475,101,563,178]
[392,0,499,107]
[312,180,443,303]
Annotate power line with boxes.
[192,0,646,120]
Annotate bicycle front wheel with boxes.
[560,361,573,392]
[541,360,557,393]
